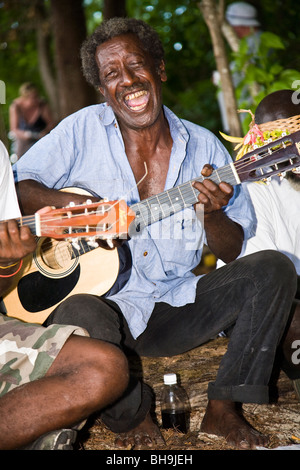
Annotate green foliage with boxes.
[1,0,300,142]
[126,0,221,131]
[232,31,300,133]
[84,0,104,34]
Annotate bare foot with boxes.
[200,399,269,449]
[114,412,165,448]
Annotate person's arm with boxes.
[15,180,99,215]
[193,164,244,263]
[0,220,36,296]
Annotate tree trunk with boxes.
[50,0,98,119]
[216,0,240,53]
[103,0,127,19]
[221,21,240,53]
[198,0,242,137]
[34,2,60,121]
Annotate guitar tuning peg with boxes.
[87,237,98,248]
[71,239,80,250]
[262,176,272,185]
[292,166,300,174]
[106,238,114,248]
[278,171,286,181]
[85,199,93,205]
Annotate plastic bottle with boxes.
[161,373,190,433]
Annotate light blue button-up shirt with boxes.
[13,104,255,338]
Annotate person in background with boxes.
[12,18,297,450]
[226,1,261,41]
[0,140,129,450]
[9,82,55,159]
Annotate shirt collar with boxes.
[163,106,189,143]
[98,103,116,126]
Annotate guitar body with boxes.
[3,246,119,324]
[3,188,120,324]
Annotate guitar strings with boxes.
[16,144,297,235]
[14,149,265,228]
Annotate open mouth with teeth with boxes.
[124,90,149,111]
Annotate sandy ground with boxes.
[77,337,300,451]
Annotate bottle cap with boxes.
[163,373,177,385]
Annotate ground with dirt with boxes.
[78,337,300,451]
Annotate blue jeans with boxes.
[46,250,297,433]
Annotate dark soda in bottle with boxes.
[161,409,188,434]
[161,373,190,434]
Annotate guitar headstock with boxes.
[38,199,136,241]
[236,130,300,183]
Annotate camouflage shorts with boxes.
[0,313,89,397]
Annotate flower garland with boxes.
[220,109,289,160]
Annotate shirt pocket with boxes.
[153,208,204,273]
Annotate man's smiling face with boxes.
[96,33,167,130]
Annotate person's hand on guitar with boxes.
[0,207,52,292]
[0,207,54,267]
[192,164,243,264]
[193,164,234,214]
[0,220,36,268]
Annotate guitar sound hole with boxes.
[39,238,73,269]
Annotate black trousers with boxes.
[46,250,297,433]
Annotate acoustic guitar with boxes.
[3,130,300,324]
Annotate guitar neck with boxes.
[131,163,238,231]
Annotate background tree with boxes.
[103,0,126,18]
[199,0,242,137]
[50,0,97,118]
[1,0,300,152]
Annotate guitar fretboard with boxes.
[130,163,238,231]
[18,217,37,234]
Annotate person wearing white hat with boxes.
[226,1,260,28]
[226,1,261,44]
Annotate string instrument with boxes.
[3,130,300,324]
